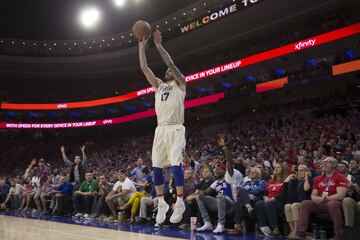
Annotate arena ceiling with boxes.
[0,0,195,40]
[0,0,356,80]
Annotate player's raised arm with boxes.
[138,37,162,89]
[154,30,186,89]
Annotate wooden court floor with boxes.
[0,215,181,240]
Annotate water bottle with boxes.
[311,223,318,240]
[319,230,327,240]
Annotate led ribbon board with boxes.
[1,22,360,110]
[0,92,224,129]
[256,77,288,93]
[332,59,360,76]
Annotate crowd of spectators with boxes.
[1,87,360,239]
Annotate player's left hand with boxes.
[139,36,149,48]
[154,29,162,46]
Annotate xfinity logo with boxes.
[57,104,68,109]
[295,39,316,50]
[103,119,113,125]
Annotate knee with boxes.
[196,195,201,202]
[255,200,264,209]
[171,165,184,187]
[216,194,225,200]
[153,167,165,186]
[284,204,292,212]
[300,200,312,210]
[342,197,353,206]
[291,203,300,211]
[328,200,341,209]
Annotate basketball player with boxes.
[138,29,186,225]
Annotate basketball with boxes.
[132,20,152,41]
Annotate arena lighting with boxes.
[246,75,256,82]
[275,69,286,75]
[1,22,360,111]
[0,93,225,129]
[114,0,126,8]
[345,49,356,59]
[79,7,100,29]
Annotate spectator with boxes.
[33,159,51,213]
[218,134,243,202]
[337,160,352,182]
[196,163,234,234]
[342,172,360,228]
[119,168,154,223]
[229,167,266,235]
[130,158,145,183]
[61,145,87,188]
[105,170,136,222]
[90,175,112,219]
[256,164,272,181]
[73,172,98,218]
[177,168,196,229]
[0,178,22,210]
[349,159,360,177]
[133,167,153,193]
[295,157,348,240]
[49,176,73,215]
[0,178,10,204]
[283,165,312,238]
[255,163,288,237]
[19,176,34,210]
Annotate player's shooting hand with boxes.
[60,146,65,153]
[154,29,162,46]
[80,145,86,152]
[139,36,149,48]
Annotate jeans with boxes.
[255,199,283,228]
[91,195,109,217]
[73,194,94,214]
[196,194,234,225]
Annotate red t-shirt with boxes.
[313,171,348,197]
[266,180,284,198]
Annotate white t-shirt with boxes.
[113,177,136,199]
[31,176,40,190]
[225,168,243,188]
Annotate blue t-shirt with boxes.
[210,179,233,200]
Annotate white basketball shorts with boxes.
[151,124,186,168]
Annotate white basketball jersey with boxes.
[155,80,185,125]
